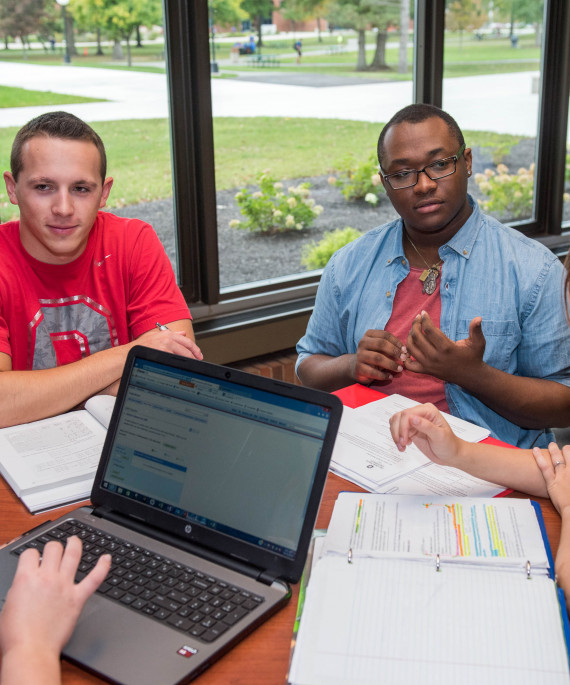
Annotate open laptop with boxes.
[0,346,342,685]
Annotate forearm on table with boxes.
[0,345,131,428]
[453,363,570,429]
[297,354,357,391]
[453,440,549,497]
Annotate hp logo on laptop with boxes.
[184,524,192,535]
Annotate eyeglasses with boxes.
[381,144,466,190]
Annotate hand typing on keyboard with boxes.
[13,520,265,644]
[0,536,111,685]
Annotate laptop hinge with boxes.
[257,569,279,585]
[93,507,272,582]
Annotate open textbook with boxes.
[0,395,115,513]
[331,394,506,497]
[288,493,570,685]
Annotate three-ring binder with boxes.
[346,551,534,578]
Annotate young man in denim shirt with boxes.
[296,104,570,449]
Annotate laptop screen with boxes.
[100,357,334,561]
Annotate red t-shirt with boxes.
[378,266,450,412]
[0,212,191,370]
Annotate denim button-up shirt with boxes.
[297,197,570,448]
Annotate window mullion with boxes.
[413,0,445,107]
[534,0,570,237]
[164,0,220,304]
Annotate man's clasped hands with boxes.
[351,310,485,387]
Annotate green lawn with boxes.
[0,42,166,73]
[0,84,105,108]
[221,33,540,79]
[0,32,541,80]
[0,30,534,217]
[0,117,526,221]
[0,119,173,218]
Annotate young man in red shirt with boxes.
[0,111,202,428]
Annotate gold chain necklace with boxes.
[405,234,443,296]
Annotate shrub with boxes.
[472,133,521,165]
[474,163,534,219]
[230,173,323,233]
[301,227,363,270]
[330,154,384,204]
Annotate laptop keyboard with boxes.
[12,519,265,643]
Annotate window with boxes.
[442,1,544,226]
[168,0,570,338]
[169,1,415,320]
[3,1,568,353]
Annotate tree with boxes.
[280,0,331,41]
[71,0,162,66]
[65,13,78,56]
[446,0,487,48]
[398,0,410,74]
[0,0,46,56]
[212,0,246,29]
[491,0,544,46]
[279,0,310,33]
[327,0,399,71]
[302,0,332,42]
[241,0,274,48]
[35,0,60,51]
[368,0,399,71]
[70,0,109,55]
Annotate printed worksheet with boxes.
[331,405,503,497]
[356,394,491,442]
[322,492,549,569]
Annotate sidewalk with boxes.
[0,60,543,137]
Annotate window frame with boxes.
[163,0,570,330]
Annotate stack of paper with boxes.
[330,394,505,497]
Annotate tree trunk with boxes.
[509,4,515,37]
[369,31,388,70]
[66,15,78,56]
[96,28,103,55]
[126,34,132,67]
[398,0,410,74]
[113,39,123,60]
[356,29,366,71]
[256,15,263,48]
[136,25,142,47]
[4,36,8,50]
[316,16,322,42]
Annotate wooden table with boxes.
[0,384,563,684]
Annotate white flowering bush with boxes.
[230,173,323,233]
[329,154,385,204]
[474,163,534,219]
